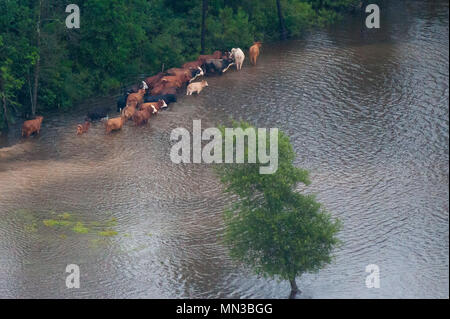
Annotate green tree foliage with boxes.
[0,0,358,130]
[215,121,341,296]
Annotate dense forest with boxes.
[0,0,360,130]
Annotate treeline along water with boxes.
[0,0,359,130]
[0,0,448,298]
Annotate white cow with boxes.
[186,80,209,96]
[230,48,245,71]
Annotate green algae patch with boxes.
[15,209,123,242]
[43,219,72,227]
[106,218,118,227]
[24,221,38,233]
[58,213,72,219]
[72,222,89,234]
[40,212,119,238]
[98,230,118,237]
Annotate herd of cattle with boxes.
[21,42,263,137]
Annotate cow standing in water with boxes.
[203,59,234,75]
[230,48,245,71]
[197,50,223,65]
[186,80,209,95]
[105,115,126,134]
[76,121,90,135]
[22,116,44,138]
[126,82,147,108]
[140,100,167,113]
[132,108,152,126]
[249,42,262,65]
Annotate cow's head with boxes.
[159,99,168,109]
[35,116,44,123]
[197,66,205,77]
[201,80,208,87]
[189,67,204,82]
[221,59,235,73]
[221,51,231,60]
[254,41,263,48]
[76,125,83,135]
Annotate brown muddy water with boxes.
[0,1,448,298]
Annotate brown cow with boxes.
[159,76,184,87]
[140,104,158,116]
[126,88,146,108]
[159,86,177,95]
[166,67,189,77]
[140,100,167,113]
[249,42,262,65]
[132,108,152,126]
[165,70,191,84]
[150,76,183,95]
[144,72,164,89]
[122,104,137,120]
[105,115,126,134]
[167,67,204,83]
[76,121,90,135]
[197,50,222,64]
[182,60,203,70]
[151,82,176,96]
[22,116,44,138]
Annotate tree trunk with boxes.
[276,0,288,40]
[1,94,8,129]
[289,278,300,299]
[32,0,42,116]
[200,0,208,54]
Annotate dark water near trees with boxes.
[0,0,448,298]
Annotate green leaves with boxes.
[217,121,341,284]
[0,0,357,129]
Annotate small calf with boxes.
[76,121,90,135]
[105,116,126,134]
[186,80,209,96]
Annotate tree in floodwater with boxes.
[215,121,341,298]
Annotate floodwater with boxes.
[0,0,448,298]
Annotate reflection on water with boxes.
[0,0,448,298]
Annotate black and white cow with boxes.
[203,58,235,75]
[144,94,177,105]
